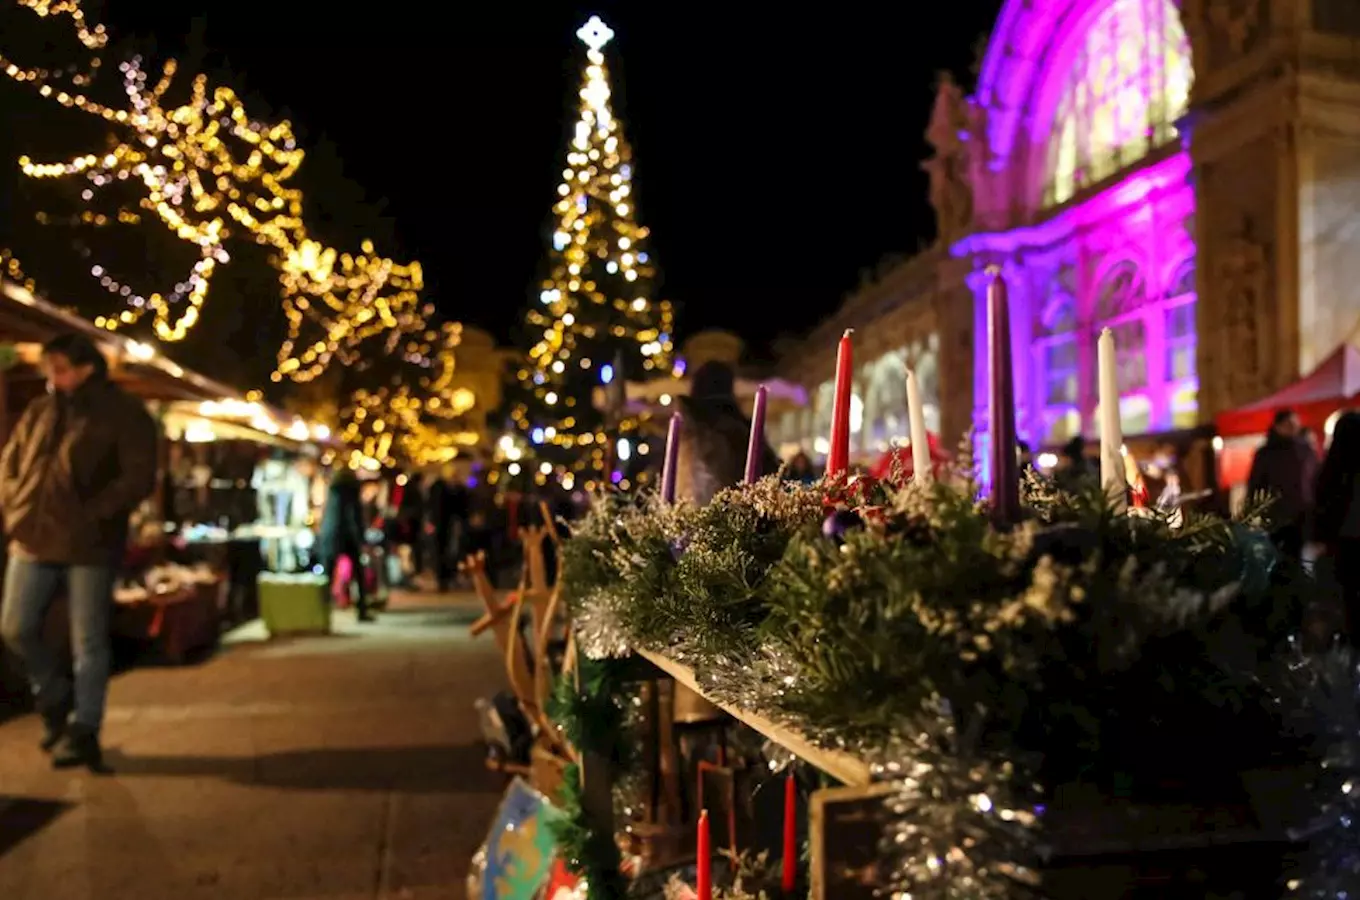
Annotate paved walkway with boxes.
[0,592,507,900]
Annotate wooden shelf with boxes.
[636,648,873,786]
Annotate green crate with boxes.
[258,573,331,636]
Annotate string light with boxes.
[335,322,480,469]
[504,16,674,490]
[1,1,429,383]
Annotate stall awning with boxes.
[1214,343,1360,438]
[0,279,241,403]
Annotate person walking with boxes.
[1313,411,1360,644]
[0,333,158,770]
[1247,408,1318,559]
[673,361,779,505]
[319,468,374,622]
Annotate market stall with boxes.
[468,282,1344,900]
[157,398,333,625]
[0,277,333,685]
[1213,342,1360,508]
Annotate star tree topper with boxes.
[577,15,614,51]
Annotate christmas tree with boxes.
[499,16,674,494]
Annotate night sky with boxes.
[9,2,1001,361]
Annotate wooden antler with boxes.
[533,500,567,715]
[460,551,535,706]
[520,524,551,595]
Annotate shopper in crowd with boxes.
[1247,408,1318,559]
[395,472,425,578]
[319,467,374,622]
[0,332,158,770]
[1055,435,1094,491]
[1314,411,1360,644]
[426,468,470,591]
[785,450,817,484]
[673,361,779,505]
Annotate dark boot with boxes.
[37,698,72,752]
[51,723,104,771]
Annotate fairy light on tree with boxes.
[0,1,430,382]
[501,15,674,493]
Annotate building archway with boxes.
[964,0,1198,450]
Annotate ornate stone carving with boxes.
[1208,0,1262,57]
[1215,216,1268,400]
[923,72,977,245]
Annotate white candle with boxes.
[905,367,932,484]
[1097,328,1127,512]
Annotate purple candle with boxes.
[661,412,683,504]
[987,267,1020,527]
[744,385,769,484]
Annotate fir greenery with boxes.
[546,654,635,900]
[552,461,1321,898]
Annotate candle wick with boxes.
[842,328,854,339]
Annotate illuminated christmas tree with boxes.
[500,16,674,493]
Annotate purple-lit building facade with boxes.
[960,0,1197,454]
[774,0,1360,481]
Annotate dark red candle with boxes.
[781,773,797,892]
[825,329,855,478]
[987,268,1020,527]
[696,809,712,900]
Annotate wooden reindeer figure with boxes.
[462,550,535,715]
[463,509,574,782]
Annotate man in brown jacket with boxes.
[0,333,158,769]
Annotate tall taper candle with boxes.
[696,809,712,900]
[745,385,770,484]
[987,268,1020,526]
[905,367,932,483]
[1097,328,1127,513]
[661,412,683,505]
[781,773,797,892]
[825,329,855,478]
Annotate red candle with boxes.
[696,809,712,900]
[987,268,1020,526]
[825,329,855,478]
[781,773,797,892]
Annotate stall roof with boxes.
[0,278,242,404]
[0,279,333,448]
[1215,343,1360,437]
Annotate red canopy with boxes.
[869,434,951,480]
[1214,343,1360,438]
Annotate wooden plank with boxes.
[635,648,873,786]
[809,782,901,900]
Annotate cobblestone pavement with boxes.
[0,591,507,900]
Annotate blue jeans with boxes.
[0,559,115,733]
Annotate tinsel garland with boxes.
[546,655,639,900]
[1266,643,1360,899]
[554,450,1335,898]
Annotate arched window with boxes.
[1164,260,1196,383]
[1038,294,1079,406]
[1095,261,1148,392]
[1044,0,1192,206]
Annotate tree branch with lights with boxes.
[0,0,431,383]
[498,16,675,494]
[0,0,482,470]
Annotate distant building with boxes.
[450,325,515,458]
[771,0,1360,489]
